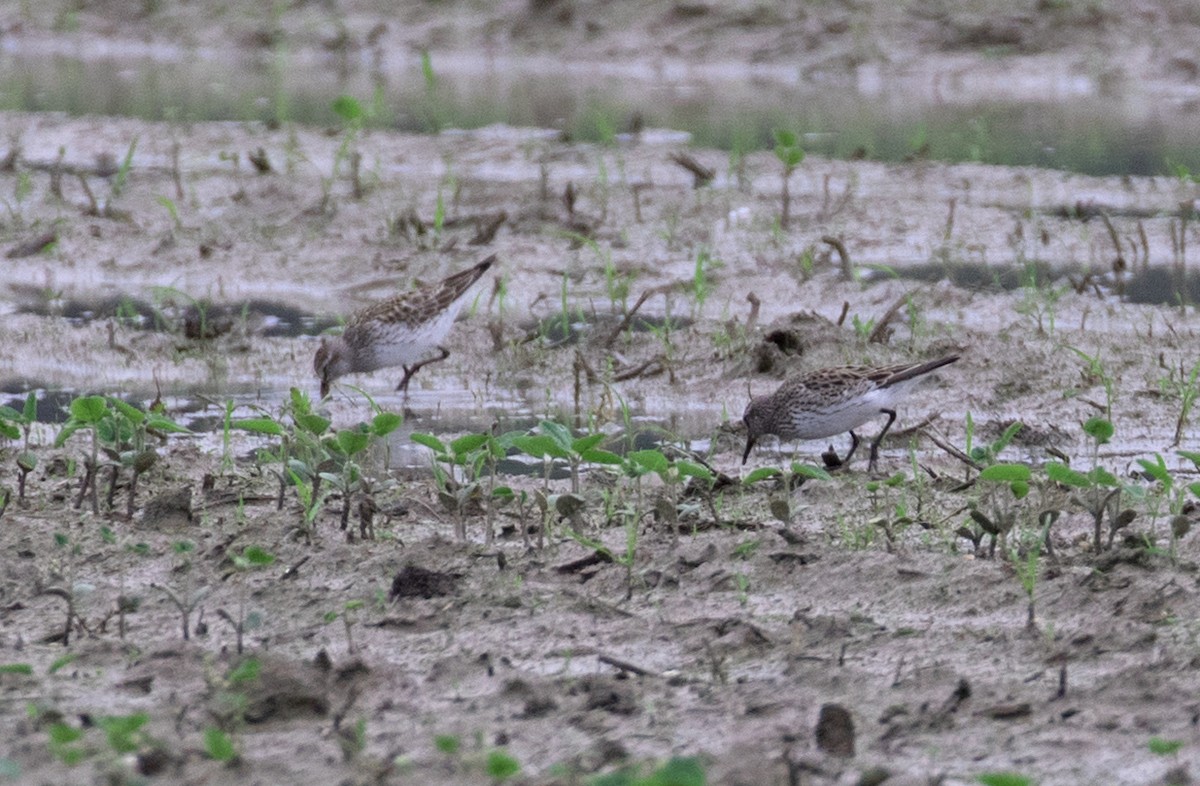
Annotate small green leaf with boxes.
[976,774,1033,786]
[146,414,190,434]
[48,652,78,672]
[652,756,707,786]
[1136,454,1172,486]
[48,722,84,745]
[97,712,148,754]
[1178,450,1200,471]
[331,95,364,123]
[1082,417,1114,444]
[0,421,19,440]
[512,434,568,460]
[1148,736,1184,756]
[676,460,715,481]
[1088,466,1118,487]
[772,128,798,148]
[22,391,36,422]
[978,463,1031,483]
[538,420,574,452]
[791,463,833,481]
[227,657,261,685]
[232,417,285,436]
[571,432,606,453]
[203,727,236,762]
[108,397,146,426]
[1009,480,1030,499]
[69,396,109,423]
[485,749,520,780]
[0,664,33,675]
[371,412,402,437]
[580,448,623,466]
[628,449,669,476]
[434,734,460,755]
[1045,461,1089,488]
[410,432,448,454]
[240,546,276,567]
[744,467,782,484]
[336,429,371,456]
[295,413,331,436]
[450,433,489,456]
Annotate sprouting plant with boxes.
[1159,359,1200,447]
[1015,259,1065,336]
[964,414,1023,468]
[963,463,1031,558]
[1,392,38,505]
[155,194,181,230]
[218,546,275,655]
[772,128,805,230]
[55,395,109,514]
[485,748,521,783]
[324,599,365,654]
[205,657,261,765]
[976,773,1034,786]
[1148,736,1185,757]
[742,462,831,524]
[155,539,207,641]
[1015,541,1040,630]
[850,314,875,342]
[688,247,721,317]
[1043,419,1134,553]
[412,431,491,540]
[1067,345,1116,420]
[591,756,707,786]
[321,411,400,533]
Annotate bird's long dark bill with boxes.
[742,436,756,464]
[320,379,330,399]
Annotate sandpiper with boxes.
[742,355,959,471]
[314,255,496,398]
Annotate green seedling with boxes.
[976,773,1033,786]
[324,598,365,654]
[55,395,109,513]
[203,727,237,763]
[590,755,706,786]
[964,413,1023,467]
[1015,541,1040,630]
[218,546,275,655]
[773,128,805,230]
[1149,736,1184,756]
[1067,346,1116,420]
[155,540,208,641]
[1,392,38,505]
[963,463,1030,558]
[1159,359,1200,447]
[485,749,521,782]
[413,431,491,540]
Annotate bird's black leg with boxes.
[396,347,451,393]
[867,409,898,473]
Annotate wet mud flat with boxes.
[0,109,1199,786]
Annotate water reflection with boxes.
[1,48,1198,176]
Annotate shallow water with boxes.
[3,46,1200,176]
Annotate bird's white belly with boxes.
[364,305,461,370]
[785,389,894,439]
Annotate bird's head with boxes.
[741,395,770,464]
[314,336,351,399]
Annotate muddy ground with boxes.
[4,4,1200,786]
